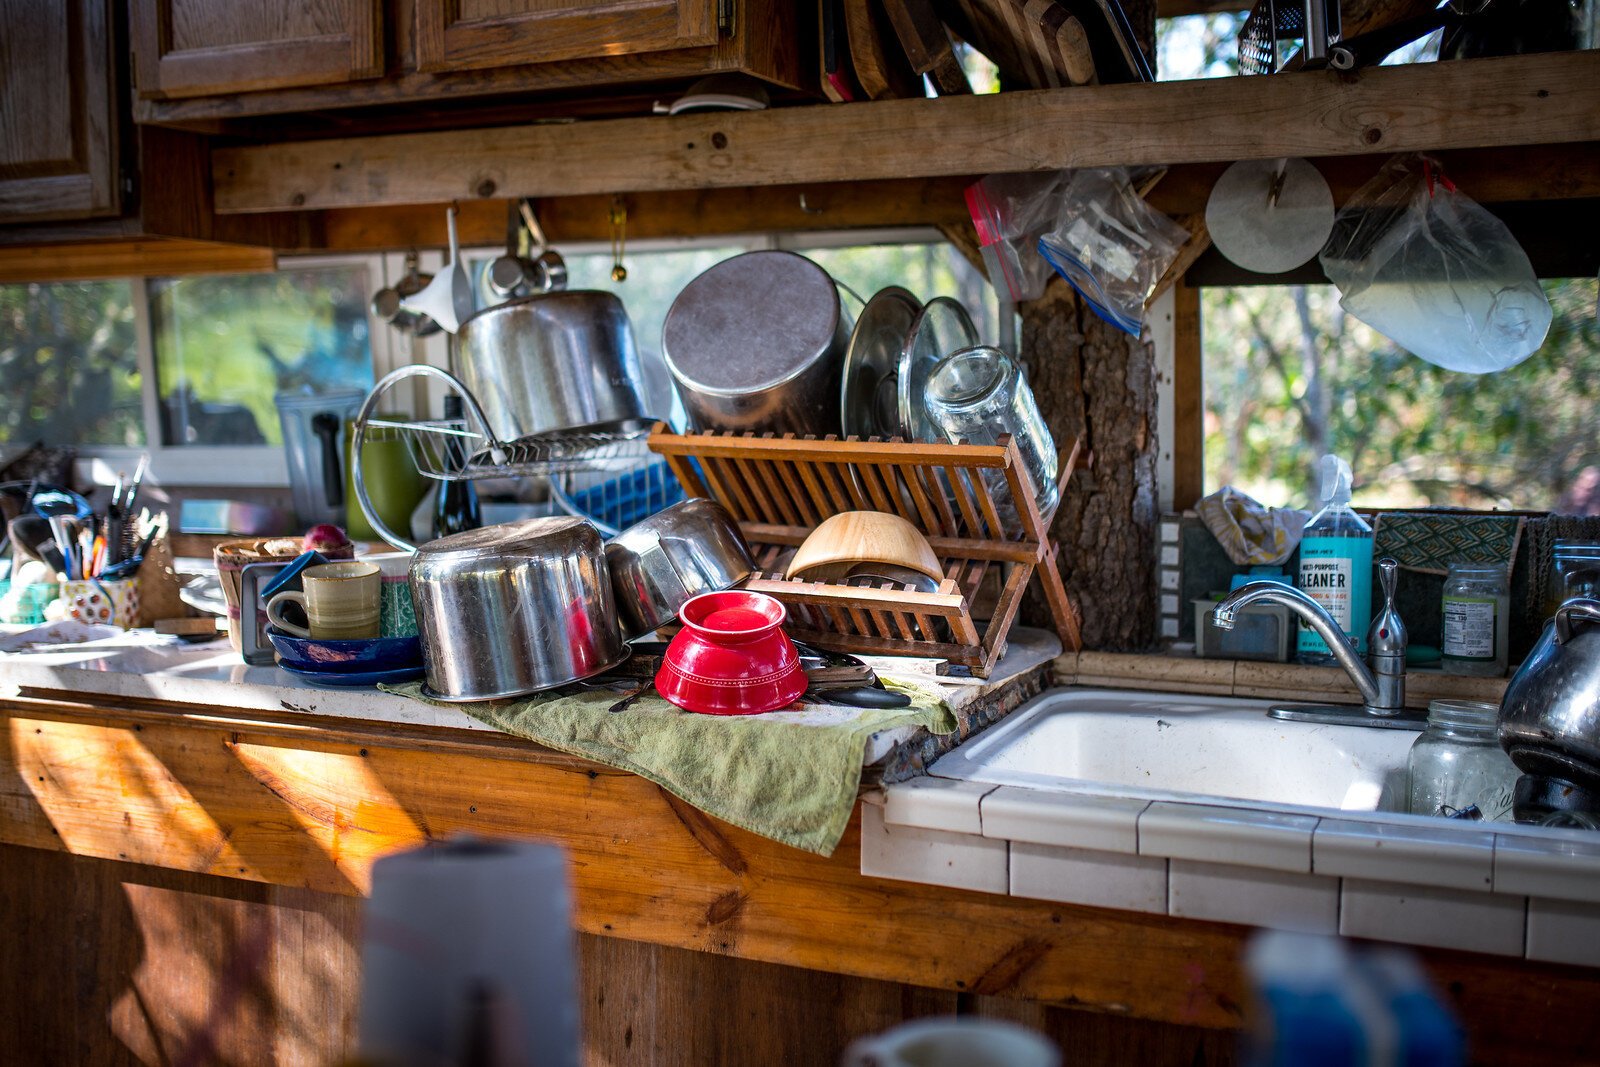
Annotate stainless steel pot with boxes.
[454,291,651,439]
[604,499,755,639]
[1499,597,1600,789]
[661,250,848,435]
[409,517,627,700]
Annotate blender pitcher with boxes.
[275,388,366,528]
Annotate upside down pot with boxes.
[453,291,653,438]
[409,517,627,701]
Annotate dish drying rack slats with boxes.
[649,427,1082,676]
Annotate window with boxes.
[0,280,142,448]
[4,234,995,485]
[1202,277,1600,511]
[150,265,374,447]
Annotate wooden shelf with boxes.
[213,51,1600,214]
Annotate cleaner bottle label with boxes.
[1297,536,1374,656]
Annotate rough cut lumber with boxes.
[213,52,1600,214]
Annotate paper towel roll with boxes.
[360,838,580,1067]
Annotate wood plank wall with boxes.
[0,843,1237,1066]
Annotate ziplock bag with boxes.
[1319,154,1550,374]
[966,171,1071,303]
[1037,167,1188,336]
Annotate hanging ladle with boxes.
[400,204,474,333]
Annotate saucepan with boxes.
[409,517,628,701]
[454,291,657,440]
[604,499,755,639]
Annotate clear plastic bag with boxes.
[1036,167,1188,337]
[965,171,1071,303]
[1319,154,1550,375]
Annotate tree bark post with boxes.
[1020,277,1159,651]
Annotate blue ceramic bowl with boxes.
[265,626,422,673]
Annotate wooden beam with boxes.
[1171,281,1204,511]
[214,52,1600,214]
[300,177,975,253]
[0,239,276,284]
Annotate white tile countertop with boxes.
[0,622,1061,766]
[865,687,1600,967]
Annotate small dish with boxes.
[784,511,943,584]
[656,590,806,715]
[280,663,426,687]
[265,625,422,673]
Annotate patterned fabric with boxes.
[1372,512,1524,576]
[1195,486,1311,566]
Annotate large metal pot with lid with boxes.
[409,517,627,701]
[454,291,655,438]
[1499,597,1600,790]
[662,250,848,435]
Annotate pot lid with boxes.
[662,250,842,394]
[841,287,922,439]
[899,297,979,444]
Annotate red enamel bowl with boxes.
[655,590,807,715]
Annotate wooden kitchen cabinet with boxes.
[415,0,724,73]
[130,0,808,132]
[129,0,384,98]
[0,0,121,223]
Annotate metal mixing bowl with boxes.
[409,517,627,700]
[604,499,755,639]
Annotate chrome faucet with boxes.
[1212,558,1419,729]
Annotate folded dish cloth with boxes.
[384,678,955,856]
[1196,486,1311,566]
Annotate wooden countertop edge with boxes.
[2,689,1594,1060]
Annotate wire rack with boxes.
[369,415,657,482]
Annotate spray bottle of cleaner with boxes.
[1297,455,1373,663]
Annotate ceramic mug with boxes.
[266,561,380,640]
[840,1019,1060,1067]
[363,551,418,638]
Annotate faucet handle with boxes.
[1369,557,1406,665]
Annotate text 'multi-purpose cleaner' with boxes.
[1297,455,1374,662]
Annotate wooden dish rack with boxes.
[648,427,1082,677]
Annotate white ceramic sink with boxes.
[932,689,1418,812]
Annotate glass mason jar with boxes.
[1407,699,1519,821]
[1441,562,1510,676]
[1545,540,1600,620]
[924,345,1058,532]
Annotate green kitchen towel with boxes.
[383,678,956,856]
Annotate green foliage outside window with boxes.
[0,281,143,448]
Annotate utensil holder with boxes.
[647,427,1082,677]
[61,578,141,628]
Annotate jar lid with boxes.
[1553,539,1600,557]
[1447,561,1507,576]
[1426,699,1501,730]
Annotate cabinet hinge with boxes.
[717,0,735,37]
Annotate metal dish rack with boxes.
[351,365,681,550]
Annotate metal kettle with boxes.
[1499,597,1600,790]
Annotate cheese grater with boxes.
[1239,0,1341,73]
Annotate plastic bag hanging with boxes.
[965,171,1072,303]
[1036,167,1189,337]
[1319,154,1551,374]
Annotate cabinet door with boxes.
[0,0,119,223]
[130,0,384,99]
[415,0,721,74]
